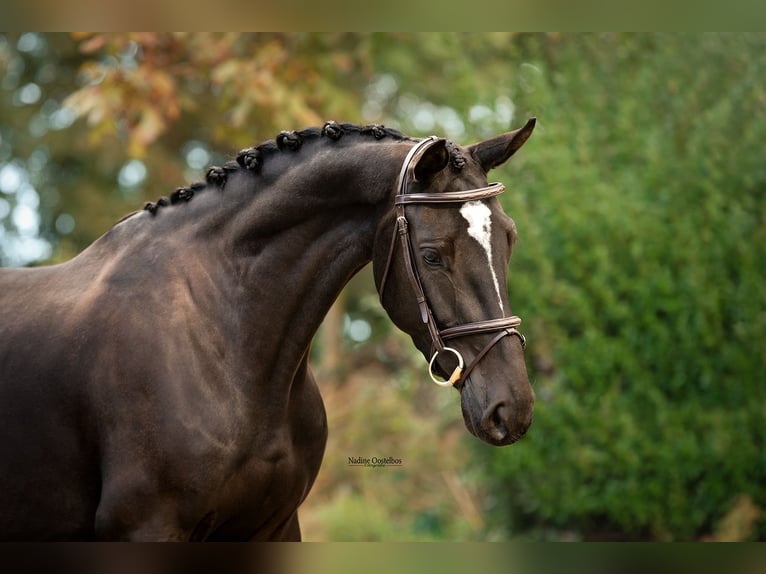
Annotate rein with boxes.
[378,137,526,388]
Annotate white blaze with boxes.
[459,201,505,313]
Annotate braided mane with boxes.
[142,121,465,215]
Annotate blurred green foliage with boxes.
[1,33,763,540]
[476,33,766,540]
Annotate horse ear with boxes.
[467,117,536,173]
[413,139,449,182]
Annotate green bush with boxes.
[476,33,766,540]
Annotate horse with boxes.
[0,118,536,541]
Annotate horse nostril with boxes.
[481,401,532,445]
[482,403,510,443]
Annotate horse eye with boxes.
[422,248,443,266]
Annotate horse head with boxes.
[374,118,536,446]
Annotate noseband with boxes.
[378,137,526,388]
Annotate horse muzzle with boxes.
[459,371,535,447]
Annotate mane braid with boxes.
[445,141,466,171]
[142,122,420,217]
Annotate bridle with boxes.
[378,136,526,388]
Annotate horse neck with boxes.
[191,141,408,382]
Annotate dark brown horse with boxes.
[0,119,536,540]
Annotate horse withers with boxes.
[0,119,536,540]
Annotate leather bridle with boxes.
[378,137,526,388]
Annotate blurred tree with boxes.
[62,33,373,156]
[471,33,766,541]
[0,33,101,265]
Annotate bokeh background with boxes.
[1,32,764,541]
